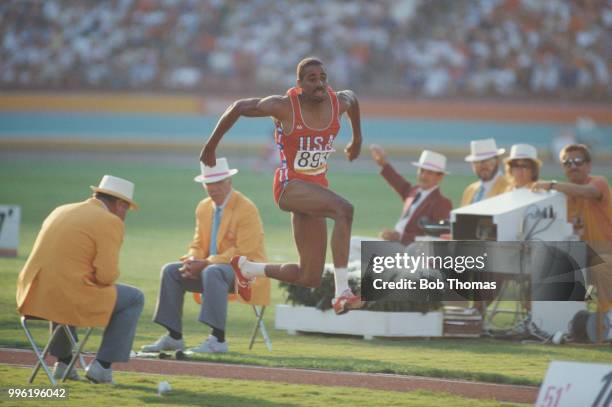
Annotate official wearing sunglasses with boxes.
[531,144,611,243]
[562,157,586,168]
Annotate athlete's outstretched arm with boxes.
[200,96,285,166]
[337,90,362,162]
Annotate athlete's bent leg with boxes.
[280,180,353,266]
[237,180,362,312]
[278,181,353,289]
[241,180,350,281]
[263,212,327,287]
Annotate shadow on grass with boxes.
[0,366,296,407]
[119,382,297,406]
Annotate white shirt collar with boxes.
[213,189,233,210]
[417,185,438,198]
[393,185,438,233]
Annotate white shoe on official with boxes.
[52,361,81,381]
[187,335,228,354]
[85,360,114,384]
[141,334,185,353]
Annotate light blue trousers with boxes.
[50,284,144,363]
[152,262,235,333]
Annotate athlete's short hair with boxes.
[559,144,591,163]
[297,57,323,81]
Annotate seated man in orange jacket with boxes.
[16,175,144,384]
[143,158,266,354]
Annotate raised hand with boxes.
[200,143,217,167]
[369,144,387,167]
[344,139,362,162]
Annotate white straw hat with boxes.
[411,150,449,174]
[504,144,542,167]
[194,157,239,184]
[465,138,505,162]
[90,175,138,210]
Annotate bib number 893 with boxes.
[294,150,334,175]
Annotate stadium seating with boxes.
[1,0,609,99]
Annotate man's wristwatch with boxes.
[549,180,557,191]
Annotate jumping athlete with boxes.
[200,57,363,314]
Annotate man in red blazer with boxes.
[369,145,453,245]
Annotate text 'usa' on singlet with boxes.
[272,86,341,204]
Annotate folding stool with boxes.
[20,316,93,385]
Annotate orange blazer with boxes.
[461,175,510,207]
[185,190,268,305]
[16,198,123,327]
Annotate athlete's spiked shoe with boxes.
[332,289,364,315]
[231,256,253,302]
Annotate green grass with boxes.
[1,153,611,390]
[0,365,528,407]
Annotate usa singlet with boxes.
[272,86,341,204]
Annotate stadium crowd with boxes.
[1,0,610,99]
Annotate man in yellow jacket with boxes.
[461,138,510,206]
[460,139,510,315]
[16,175,144,384]
[143,158,266,354]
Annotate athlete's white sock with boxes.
[333,267,350,297]
[240,258,266,278]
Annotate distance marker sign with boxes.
[0,205,20,257]
[536,360,612,407]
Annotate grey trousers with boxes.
[50,284,144,363]
[152,262,234,333]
